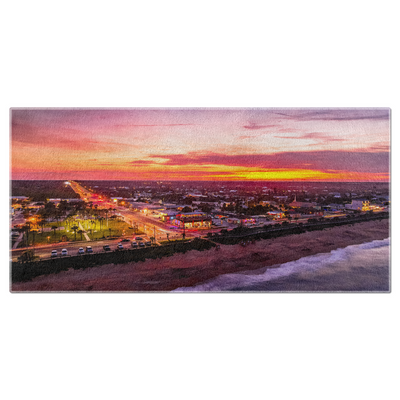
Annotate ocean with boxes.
[173,237,390,292]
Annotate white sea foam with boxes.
[173,238,390,292]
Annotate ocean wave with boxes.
[173,238,390,292]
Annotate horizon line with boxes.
[10,179,390,183]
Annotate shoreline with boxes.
[11,219,390,292]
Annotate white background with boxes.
[1,1,398,399]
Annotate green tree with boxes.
[58,200,70,215]
[71,225,79,241]
[51,225,58,237]
[44,201,56,219]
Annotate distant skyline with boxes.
[11,108,390,181]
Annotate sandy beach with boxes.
[11,219,389,292]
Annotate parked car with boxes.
[116,243,124,250]
[61,249,68,256]
[135,237,143,241]
[139,241,145,247]
[103,245,111,252]
[145,241,151,247]
[78,247,84,255]
[51,250,58,258]
[120,238,130,243]
[131,241,138,248]
[86,246,93,253]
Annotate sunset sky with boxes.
[11,108,390,181]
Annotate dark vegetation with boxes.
[11,238,215,283]
[12,181,80,201]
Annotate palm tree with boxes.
[31,229,37,246]
[65,215,72,228]
[51,225,58,237]
[71,225,79,241]
[22,223,31,246]
[77,229,84,241]
[38,217,46,233]
[54,210,61,226]
[104,209,109,227]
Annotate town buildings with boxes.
[172,212,212,229]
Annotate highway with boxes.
[10,235,154,261]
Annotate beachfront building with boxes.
[345,199,370,211]
[172,212,212,229]
[267,210,285,219]
[239,216,257,226]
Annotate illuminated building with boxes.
[345,200,371,211]
[160,211,178,222]
[172,212,212,229]
[267,210,285,219]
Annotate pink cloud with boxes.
[243,123,279,130]
[149,150,389,174]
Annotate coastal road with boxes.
[10,235,153,261]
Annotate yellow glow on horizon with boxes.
[12,160,390,182]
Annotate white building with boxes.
[345,200,370,211]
